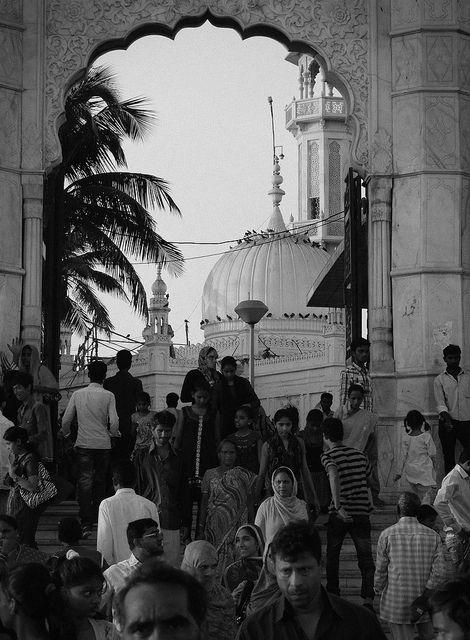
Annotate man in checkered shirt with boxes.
[374,492,446,640]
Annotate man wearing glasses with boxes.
[103,518,163,616]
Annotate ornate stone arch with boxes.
[45,0,369,169]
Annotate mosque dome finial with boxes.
[151,262,167,298]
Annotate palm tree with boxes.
[43,66,184,371]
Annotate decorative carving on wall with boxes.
[371,127,393,174]
[391,0,420,30]
[461,96,470,172]
[308,140,319,199]
[426,35,453,83]
[0,30,21,85]
[45,0,369,168]
[423,0,452,23]
[460,38,470,89]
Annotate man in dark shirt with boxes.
[103,349,143,459]
[237,522,386,640]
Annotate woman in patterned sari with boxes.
[198,439,255,575]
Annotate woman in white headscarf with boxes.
[254,466,309,547]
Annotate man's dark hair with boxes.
[115,559,207,629]
[58,517,82,544]
[397,491,421,518]
[347,383,364,397]
[320,392,333,402]
[429,576,470,631]
[443,344,461,358]
[350,337,370,353]
[12,372,33,391]
[87,360,107,382]
[271,521,321,564]
[154,410,176,430]
[166,392,179,408]
[126,519,159,550]
[0,515,17,530]
[111,459,136,488]
[220,355,237,370]
[306,409,323,424]
[416,504,438,525]
[322,417,343,442]
[116,349,132,370]
[458,448,470,465]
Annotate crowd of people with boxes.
[0,339,468,638]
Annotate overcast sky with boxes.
[92,23,300,353]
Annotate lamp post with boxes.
[235,299,268,387]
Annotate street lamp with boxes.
[235,299,268,387]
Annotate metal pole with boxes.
[250,323,255,387]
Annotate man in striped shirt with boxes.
[321,417,375,609]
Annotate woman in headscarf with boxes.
[198,440,256,575]
[255,466,309,547]
[181,541,237,640]
[10,341,58,402]
[180,346,221,404]
[245,542,280,617]
[223,524,264,625]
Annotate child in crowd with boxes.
[394,410,436,504]
[226,406,262,474]
[130,392,155,461]
[417,504,455,581]
[56,556,117,639]
[48,517,102,573]
[299,409,330,512]
[165,392,182,444]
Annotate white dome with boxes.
[202,233,329,321]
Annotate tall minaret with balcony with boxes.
[285,53,351,254]
[142,262,173,346]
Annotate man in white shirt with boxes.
[434,449,470,571]
[97,459,160,567]
[60,360,120,538]
[434,344,470,474]
[103,518,163,617]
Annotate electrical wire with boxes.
[130,210,344,265]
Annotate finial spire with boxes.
[267,97,286,232]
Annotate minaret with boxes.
[285,53,351,254]
[142,263,172,344]
[267,157,287,233]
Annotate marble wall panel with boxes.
[0,90,20,168]
[0,273,22,353]
[392,275,424,370]
[424,274,463,366]
[459,35,470,91]
[0,172,21,267]
[0,0,21,22]
[425,34,454,84]
[0,29,21,86]
[424,175,459,265]
[462,177,470,270]
[391,176,422,270]
[463,275,470,359]
[392,35,421,91]
[392,94,421,173]
[460,94,470,173]
[423,0,455,25]
[391,0,420,30]
[424,95,458,169]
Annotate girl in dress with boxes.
[178,384,218,539]
[394,410,437,504]
[130,392,155,459]
[226,406,262,474]
[255,408,318,513]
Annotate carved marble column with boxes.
[21,179,43,347]
[368,176,394,372]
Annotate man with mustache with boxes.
[237,521,386,640]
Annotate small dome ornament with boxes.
[151,262,167,298]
